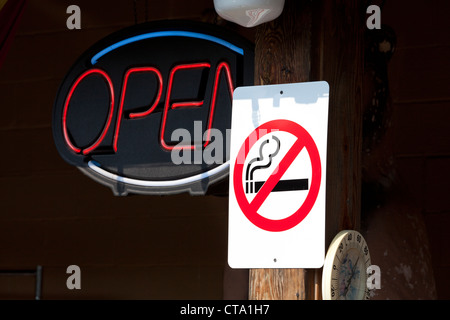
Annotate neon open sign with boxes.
[52,21,254,195]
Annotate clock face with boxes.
[322,230,372,300]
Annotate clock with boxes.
[322,230,372,300]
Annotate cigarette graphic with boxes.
[246,178,309,194]
[245,136,309,194]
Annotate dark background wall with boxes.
[0,0,235,300]
[382,0,450,299]
[0,0,449,299]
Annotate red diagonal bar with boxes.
[248,138,305,212]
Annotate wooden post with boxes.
[249,0,314,301]
[249,0,364,300]
[312,0,365,247]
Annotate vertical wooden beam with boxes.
[310,0,365,246]
[249,0,314,301]
[253,0,312,86]
[249,0,364,300]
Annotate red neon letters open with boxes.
[62,61,234,155]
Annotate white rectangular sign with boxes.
[228,81,329,269]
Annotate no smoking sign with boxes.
[228,82,329,269]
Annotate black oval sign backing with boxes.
[52,20,254,195]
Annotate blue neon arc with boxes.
[91,30,244,65]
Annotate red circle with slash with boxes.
[233,119,322,232]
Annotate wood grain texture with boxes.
[249,0,364,300]
[249,268,306,300]
[249,0,315,301]
[254,0,312,86]
[311,0,365,245]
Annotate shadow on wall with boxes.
[360,23,437,300]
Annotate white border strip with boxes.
[88,160,230,188]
